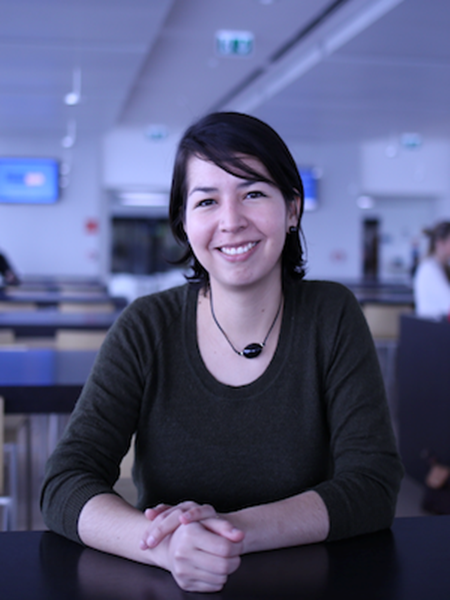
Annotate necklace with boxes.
[209,289,283,359]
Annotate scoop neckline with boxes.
[184,283,294,399]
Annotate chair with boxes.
[397,315,450,483]
[58,302,115,314]
[55,329,108,350]
[362,303,413,340]
[0,330,15,345]
[0,397,18,531]
[113,436,138,506]
[362,303,413,423]
[0,302,36,312]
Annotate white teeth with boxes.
[220,242,256,255]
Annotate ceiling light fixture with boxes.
[216,30,254,57]
[61,119,77,149]
[118,191,169,207]
[64,67,82,106]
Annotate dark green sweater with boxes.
[41,280,403,543]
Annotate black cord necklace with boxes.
[209,289,283,359]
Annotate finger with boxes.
[187,522,243,560]
[145,501,214,547]
[144,504,172,521]
[143,505,198,548]
[191,552,241,579]
[178,504,217,524]
[170,531,241,592]
[145,501,196,526]
[198,517,245,543]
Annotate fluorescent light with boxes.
[224,0,404,113]
[118,192,169,207]
[61,119,77,149]
[357,195,375,209]
[323,0,404,54]
[64,67,82,106]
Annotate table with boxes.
[340,279,415,306]
[0,309,122,338]
[0,348,97,413]
[0,289,127,309]
[0,516,449,599]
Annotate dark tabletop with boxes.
[1,516,449,600]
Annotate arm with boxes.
[226,490,329,553]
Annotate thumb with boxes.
[201,518,245,542]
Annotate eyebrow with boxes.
[188,179,265,197]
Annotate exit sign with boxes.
[216,30,254,57]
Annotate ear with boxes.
[287,193,301,227]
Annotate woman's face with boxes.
[436,235,450,263]
[183,155,299,292]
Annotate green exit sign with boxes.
[216,30,254,57]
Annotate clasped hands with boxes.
[140,501,245,593]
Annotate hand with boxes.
[164,520,243,592]
[140,501,243,550]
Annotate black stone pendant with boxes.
[242,343,264,359]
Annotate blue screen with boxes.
[299,167,318,211]
[0,157,60,204]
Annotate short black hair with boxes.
[424,221,450,254]
[169,111,306,285]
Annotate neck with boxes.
[207,278,284,343]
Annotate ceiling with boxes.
[1,0,449,147]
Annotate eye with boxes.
[195,198,216,208]
[246,190,266,199]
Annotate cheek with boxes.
[183,215,209,254]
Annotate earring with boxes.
[288,226,298,234]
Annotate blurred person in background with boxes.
[414,221,450,319]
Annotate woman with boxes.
[414,221,450,319]
[41,112,403,593]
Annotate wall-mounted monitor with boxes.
[0,157,60,204]
[298,167,319,212]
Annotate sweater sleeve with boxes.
[309,284,404,541]
[40,297,158,543]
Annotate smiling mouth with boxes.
[219,241,258,256]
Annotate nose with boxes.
[219,198,248,232]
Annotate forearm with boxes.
[78,493,169,569]
[226,490,329,554]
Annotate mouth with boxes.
[218,241,258,256]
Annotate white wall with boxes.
[289,140,361,281]
[361,139,450,199]
[0,135,104,279]
[103,127,179,190]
